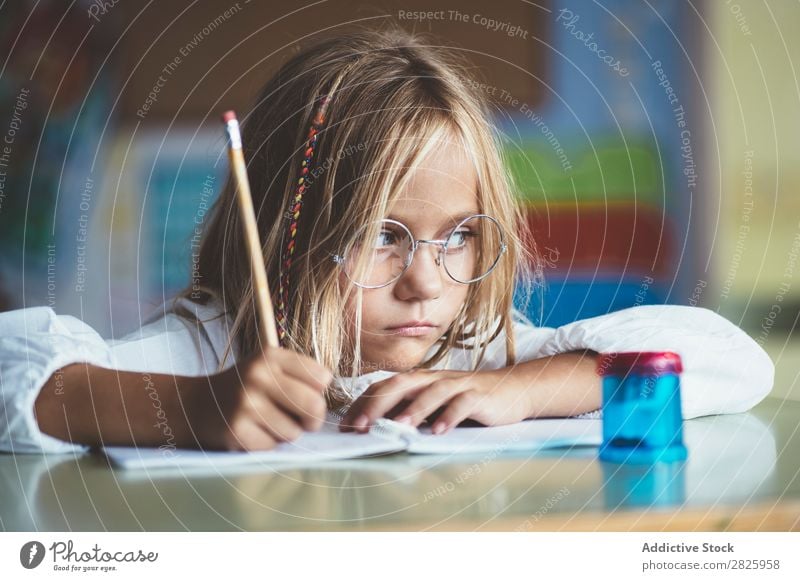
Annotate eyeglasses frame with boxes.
[331,213,508,289]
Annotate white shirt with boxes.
[0,298,774,454]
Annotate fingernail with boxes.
[394,415,411,424]
[353,414,369,431]
[432,422,446,435]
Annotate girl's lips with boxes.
[385,323,439,337]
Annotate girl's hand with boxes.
[339,352,600,435]
[339,368,533,435]
[196,346,332,451]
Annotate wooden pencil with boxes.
[222,110,280,348]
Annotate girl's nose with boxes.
[392,243,443,301]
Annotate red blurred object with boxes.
[597,351,683,376]
[525,203,674,276]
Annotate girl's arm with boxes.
[34,363,205,449]
[0,306,112,454]
[537,305,774,419]
[34,349,331,451]
[0,305,331,453]
[490,350,601,419]
[341,305,774,432]
[340,351,598,433]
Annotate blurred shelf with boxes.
[505,140,662,203]
[524,202,675,277]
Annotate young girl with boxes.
[1,28,773,454]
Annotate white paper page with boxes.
[102,415,407,470]
[404,419,602,455]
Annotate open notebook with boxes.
[102,414,601,470]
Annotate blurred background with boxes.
[0,0,797,400]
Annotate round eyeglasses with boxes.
[332,214,507,289]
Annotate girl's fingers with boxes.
[282,349,333,391]
[428,390,483,435]
[339,377,400,429]
[271,348,333,391]
[340,373,434,432]
[248,364,326,431]
[225,416,278,451]
[251,397,305,443]
[392,380,470,428]
[340,388,412,432]
[263,374,327,432]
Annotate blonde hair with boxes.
[186,27,539,404]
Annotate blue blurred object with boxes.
[601,461,686,509]
[597,352,688,464]
[149,160,222,297]
[514,276,664,328]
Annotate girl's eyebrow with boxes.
[449,211,481,224]
[386,211,479,227]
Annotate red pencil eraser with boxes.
[221,110,237,123]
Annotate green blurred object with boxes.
[504,139,661,203]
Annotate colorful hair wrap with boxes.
[275,70,349,347]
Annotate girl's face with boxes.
[343,135,478,373]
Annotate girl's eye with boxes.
[447,229,473,249]
[374,230,398,248]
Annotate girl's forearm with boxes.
[498,350,601,419]
[34,363,208,448]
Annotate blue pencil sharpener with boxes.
[598,351,688,464]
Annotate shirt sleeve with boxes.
[0,307,112,454]
[0,300,230,454]
[511,305,774,420]
[107,300,232,377]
